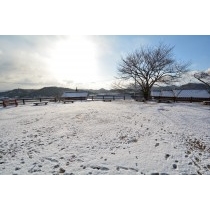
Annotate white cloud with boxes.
[0,36,123,90]
[205,68,210,74]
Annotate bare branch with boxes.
[194,71,210,89]
[117,43,190,100]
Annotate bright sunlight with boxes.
[48,36,99,85]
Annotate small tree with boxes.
[194,71,210,89]
[117,43,190,100]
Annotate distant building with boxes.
[151,89,210,98]
[61,91,89,101]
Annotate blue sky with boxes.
[0,35,209,91]
[112,35,210,70]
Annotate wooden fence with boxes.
[0,97,57,107]
[19,97,57,105]
[87,95,132,101]
[0,95,130,107]
[1,95,209,107]
[153,96,210,103]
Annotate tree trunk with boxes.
[142,89,151,100]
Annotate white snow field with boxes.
[0,100,209,175]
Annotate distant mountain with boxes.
[28,87,74,98]
[0,87,74,98]
[0,88,35,98]
[0,83,208,99]
[180,83,208,90]
[0,86,113,98]
[93,88,110,94]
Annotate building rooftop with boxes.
[61,91,89,98]
[151,89,210,98]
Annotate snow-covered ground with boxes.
[0,100,209,175]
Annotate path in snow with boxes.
[0,101,209,175]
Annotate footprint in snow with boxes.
[172,164,177,169]
[116,166,138,172]
[54,164,60,169]
[15,167,21,171]
[80,165,86,169]
[59,168,65,173]
[165,154,170,159]
[151,172,169,175]
[90,166,109,171]
[155,143,159,147]
[45,157,58,162]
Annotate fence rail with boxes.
[0,95,129,106]
[19,97,57,105]
[154,96,210,103]
[87,95,131,101]
[0,97,57,106]
[1,95,210,107]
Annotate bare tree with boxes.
[194,71,210,89]
[117,43,190,100]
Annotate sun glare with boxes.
[48,36,99,86]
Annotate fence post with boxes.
[3,101,6,107]
[40,98,41,102]
[15,100,18,106]
[23,99,25,105]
